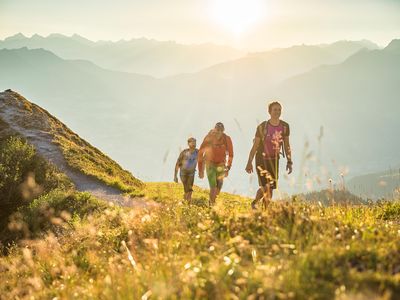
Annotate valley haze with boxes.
[1,33,399,199]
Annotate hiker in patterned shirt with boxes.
[246,101,293,209]
[174,137,198,203]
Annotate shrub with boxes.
[0,136,71,219]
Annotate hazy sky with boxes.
[1,0,399,50]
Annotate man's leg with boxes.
[260,159,278,209]
[187,174,194,204]
[181,174,186,201]
[251,188,264,209]
[206,165,217,207]
[262,183,272,209]
[252,162,268,209]
[210,167,225,205]
[181,174,191,203]
[209,187,218,206]
[216,175,224,196]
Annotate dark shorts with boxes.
[255,157,279,190]
[206,163,225,189]
[180,171,195,193]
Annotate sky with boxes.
[1,0,399,50]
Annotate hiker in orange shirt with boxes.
[198,122,233,207]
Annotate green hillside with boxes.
[0,126,399,299]
[0,180,399,299]
[0,90,143,193]
[0,92,399,299]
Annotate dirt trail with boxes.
[0,91,152,208]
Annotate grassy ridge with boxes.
[53,132,144,194]
[1,183,399,299]
[3,90,144,193]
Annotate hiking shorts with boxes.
[255,157,279,190]
[180,171,195,193]
[206,163,225,189]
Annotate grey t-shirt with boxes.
[177,149,198,174]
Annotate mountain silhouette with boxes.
[0,33,244,77]
[0,39,398,197]
[273,40,400,178]
[347,165,400,199]
[179,40,379,86]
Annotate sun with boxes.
[210,0,266,35]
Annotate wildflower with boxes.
[141,214,151,223]
[104,275,112,285]
[142,290,152,300]
[224,256,232,265]
[121,241,139,272]
[251,249,257,263]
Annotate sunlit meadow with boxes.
[1,180,399,299]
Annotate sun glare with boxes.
[210,0,266,35]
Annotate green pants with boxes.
[206,164,225,189]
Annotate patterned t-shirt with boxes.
[255,120,290,160]
[177,149,198,174]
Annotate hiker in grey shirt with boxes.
[174,137,198,203]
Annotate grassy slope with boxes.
[4,91,144,193]
[0,183,399,300]
[1,91,399,299]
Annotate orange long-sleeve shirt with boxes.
[198,131,233,172]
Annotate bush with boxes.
[0,136,71,217]
[0,190,110,249]
[23,190,109,234]
[377,201,400,220]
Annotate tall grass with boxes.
[0,183,399,299]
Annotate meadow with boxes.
[0,136,399,300]
[1,181,399,299]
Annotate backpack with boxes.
[206,130,228,150]
[203,131,229,163]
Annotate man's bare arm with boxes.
[174,153,182,182]
[283,136,293,174]
[245,137,260,173]
[283,136,292,161]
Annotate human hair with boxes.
[215,122,225,131]
[268,101,282,113]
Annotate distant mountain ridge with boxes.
[347,166,400,199]
[169,40,378,82]
[0,38,398,197]
[272,39,400,182]
[0,33,244,77]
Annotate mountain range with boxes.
[0,35,398,197]
[0,33,244,77]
